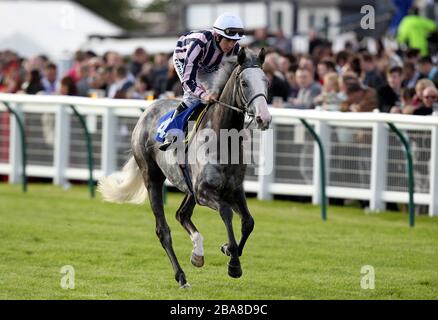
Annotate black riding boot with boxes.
[159,102,188,151]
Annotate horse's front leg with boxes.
[197,179,241,277]
[232,188,255,257]
[219,203,242,278]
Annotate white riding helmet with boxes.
[213,13,244,40]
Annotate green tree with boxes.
[73,0,142,31]
[144,0,172,12]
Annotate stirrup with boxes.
[159,136,177,151]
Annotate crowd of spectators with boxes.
[0,48,183,101]
[249,31,438,116]
[1,16,438,117]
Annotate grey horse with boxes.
[98,48,271,288]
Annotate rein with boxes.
[214,99,244,113]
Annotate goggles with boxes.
[216,27,244,38]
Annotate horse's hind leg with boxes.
[175,194,205,267]
[145,172,189,288]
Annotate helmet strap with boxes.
[215,35,224,52]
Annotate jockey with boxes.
[159,13,245,151]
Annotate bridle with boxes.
[214,64,268,120]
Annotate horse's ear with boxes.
[237,48,246,65]
[258,48,266,65]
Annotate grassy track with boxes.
[1,183,438,299]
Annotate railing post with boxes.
[370,122,388,211]
[53,105,70,186]
[101,107,117,176]
[311,120,329,206]
[69,105,95,198]
[300,119,327,221]
[162,184,167,205]
[387,123,415,227]
[5,102,27,192]
[257,123,275,200]
[429,125,438,217]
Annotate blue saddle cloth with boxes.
[155,103,201,143]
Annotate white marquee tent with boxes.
[0,0,123,59]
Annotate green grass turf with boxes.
[1,183,438,299]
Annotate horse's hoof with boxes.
[180,282,191,289]
[190,253,204,267]
[228,263,242,278]
[221,243,231,256]
[176,272,188,287]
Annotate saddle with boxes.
[155,102,208,149]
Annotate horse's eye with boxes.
[241,80,248,87]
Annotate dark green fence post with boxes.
[69,105,95,198]
[3,102,27,193]
[162,184,167,205]
[300,119,327,221]
[388,123,415,227]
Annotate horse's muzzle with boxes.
[256,115,271,130]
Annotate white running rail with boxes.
[0,93,437,217]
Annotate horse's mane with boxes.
[211,56,238,95]
[211,48,262,96]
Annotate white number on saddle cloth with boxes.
[157,117,173,139]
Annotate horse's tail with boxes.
[97,156,147,204]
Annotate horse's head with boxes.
[235,48,271,130]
